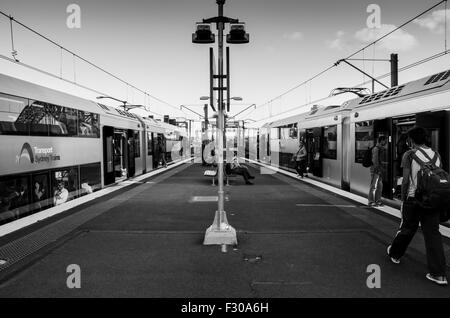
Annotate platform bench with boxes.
[204,169,218,186]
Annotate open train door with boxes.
[304,128,323,177]
[127,130,136,178]
[373,118,393,199]
[416,111,448,170]
[103,126,115,185]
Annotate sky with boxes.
[0,0,449,126]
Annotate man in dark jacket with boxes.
[368,136,387,207]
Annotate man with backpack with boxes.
[387,126,448,286]
[368,136,387,207]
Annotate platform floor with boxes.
[0,163,449,297]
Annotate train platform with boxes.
[0,161,449,298]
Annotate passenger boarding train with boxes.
[244,69,450,211]
[0,74,189,225]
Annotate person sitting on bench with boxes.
[228,156,255,185]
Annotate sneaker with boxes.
[368,202,377,207]
[426,273,448,286]
[387,245,400,264]
[376,202,385,207]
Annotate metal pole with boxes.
[390,53,398,87]
[217,0,225,228]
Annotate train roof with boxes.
[96,103,140,121]
[342,69,450,110]
[0,74,189,132]
[0,73,99,113]
[158,121,188,137]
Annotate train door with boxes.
[392,116,415,200]
[103,126,115,185]
[113,129,128,182]
[373,118,393,199]
[127,129,136,178]
[256,131,260,161]
[341,117,351,191]
[304,128,323,177]
[417,111,448,168]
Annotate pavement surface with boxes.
[0,163,449,298]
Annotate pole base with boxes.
[203,211,237,246]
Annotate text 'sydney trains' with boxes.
[0,74,189,225]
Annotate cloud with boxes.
[282,31,303,41]
[326,31,348,51]
[354,24,418,51]
[414,9,450,34]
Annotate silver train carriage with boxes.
[250,69,450,208]
[0,73,188,225]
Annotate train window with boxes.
[27,101,50,136]
[322,125,337,160]
[78,111,100,138]
[355,121,375,163]
[0,94,30,135]
[0,175,31,225]
[147,132,154,156]
[48,104,78,136]
[51,167,79,206]
[32,173,51,212]
[134,131,141,158]
[80,163,101,196]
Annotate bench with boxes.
[204,168,238,186]
[204,169,218,186]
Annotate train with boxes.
[0,73,189,225]
[243,69,450,210]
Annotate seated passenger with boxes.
[54,182,69,206]
[228,156,255,185]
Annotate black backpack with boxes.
[362,146,375,168]
[412,148,450,222]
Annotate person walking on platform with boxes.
[368,136,387,207]
[293,140,307,178]
[387,126,448,286]
[157,138,167,168]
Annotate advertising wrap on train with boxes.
[0,136,101,175]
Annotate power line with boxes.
[0,9,182,115]
[255,0,447,114]
[346,0,447,60]
[250,50,450,124]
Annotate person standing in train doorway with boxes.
[157,137,167,168]
[387,127,448,286]
[368,135,387,207]
[293,140,307,178]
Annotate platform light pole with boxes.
[193,0,249,250]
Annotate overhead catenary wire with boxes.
[251,49,450,124]
[255,0,448,115]
[0,9,182,115]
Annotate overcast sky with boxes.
[0,0,449,124]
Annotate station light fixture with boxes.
[226,23,249,44]
[192,23,215,44]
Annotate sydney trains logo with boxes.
[16,143,61,164]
